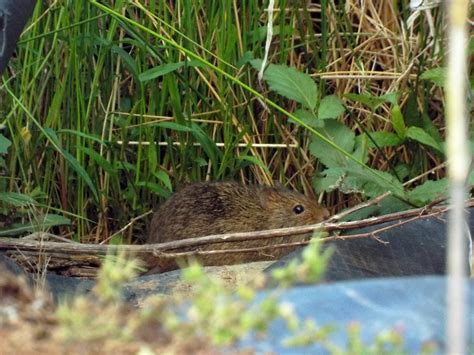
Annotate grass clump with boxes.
[0,1,463,242]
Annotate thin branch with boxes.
[1,201,471,256]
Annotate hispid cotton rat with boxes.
[147,181,329,265]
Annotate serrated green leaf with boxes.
[345,93,388,111]
[408,179,449,206]
[391,105,406,138]
[343,196,411,221]
[250,60,318,110]
[349,164,404,198]
[420,67,446,86]
[354,134,370,164]
[318,95,345,119]
[421,113,443,144]
[366,131,402,148]
[312,168,346,193]
[0,192,38,207]
[0,134,12,154]
[332,161,405,198]
[406,126,444,153]
[237,51,254,67]
[289,109,322,128]
[394,164,410,180]
[380,92,399,105]
[247,25,295,44]
[139,62,185,82]
[309,120,355,168]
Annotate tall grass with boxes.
[0,1,450,243]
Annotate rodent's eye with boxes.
[293,204,305,214]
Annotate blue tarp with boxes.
[239,276,474,353]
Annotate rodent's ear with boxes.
[272,180,285,189]
[258,187,280,208]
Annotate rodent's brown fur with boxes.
[147,181,329,266]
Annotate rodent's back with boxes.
[147,181,328,244]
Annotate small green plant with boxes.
[50,237,426,353]
[56,252,142,343]
[272,231,333,287]
[250,59,473,217]
[0,191,71,236]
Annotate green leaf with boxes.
[394,163,410,180]
[247,25,295,44]
[318,95,345,119]
[0,134,11,154]
[0,192,38,207]
[315,154,405,198]
[42,214,71,227]
[111,44,139,78]
[237,51,254,67]
[108,234,124,245]
[190,122,221,173]
[404,91,423,127]
[309,120,355,168]
[136,182,171,198]
[408,179,449,205]
[421,113,443,145]
[57,129,107,145]
[237,155,271,176]
[391,105,406,138]
[343,196,411,221]
[420,68,446,86]
[345,93,391,111]
[44,128,99,201]
[289,109,322,128]
[354,134,369,164]
[380,92,399,105]
[139,62,185,82]
[78,147,116,174]
[147,141,158,174]
[366,132,402,148]
[187,59,207,68]
[343,163,404,198]
[250,59,318,110]
[154,121,193,132]
[153,170,173,191]
[313,168,346,193]
[406,126,444,153]
[0,214,71,236]
[194,157,208,167]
